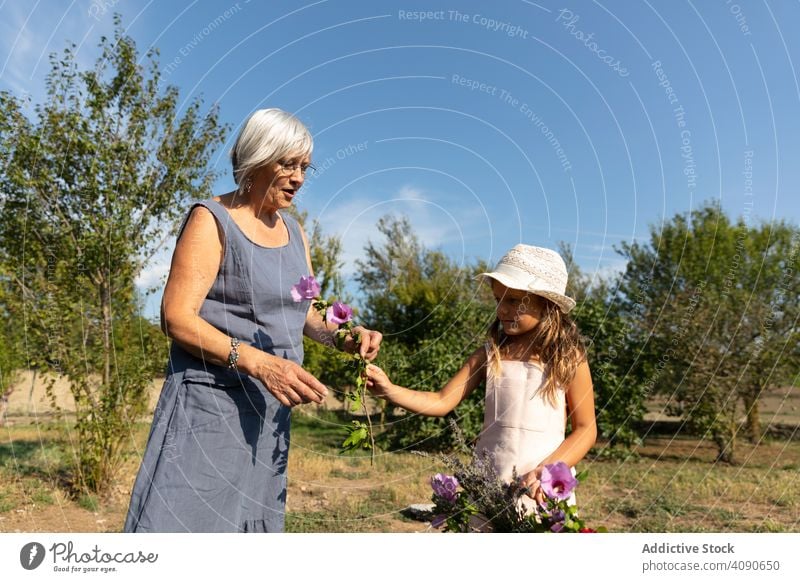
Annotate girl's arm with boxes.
[298,226,382,361]
[366,347,487,417]
[520,360,597,499]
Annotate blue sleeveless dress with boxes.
[124,200,309,532]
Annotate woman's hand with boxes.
[519,466,545,505]
[365,364,394,398]
[349,326,382,361]
[248,351,328,407]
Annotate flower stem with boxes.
[357,360,376,465]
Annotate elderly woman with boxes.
[124,109,382,532]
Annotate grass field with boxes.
[1,405,798,533]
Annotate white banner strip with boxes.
[1,533,797,580]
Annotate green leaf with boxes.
[340,421,371,451]
[347,389,362,413]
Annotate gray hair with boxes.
[230,108,313,185]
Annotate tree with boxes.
[0,16,227,493]
[730,222,800,441]
[0,276,23,424]
[355,215,495,450]
[617,202,799,462]
[560,244,647,452]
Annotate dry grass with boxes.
[581,435,800,532]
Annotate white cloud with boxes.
[135,258,171,290]
[396,184,423,200]
[306,184,485,276]
[590,259,627,285]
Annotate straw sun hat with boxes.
[478,244,576,313]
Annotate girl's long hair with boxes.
[487,297,585,405]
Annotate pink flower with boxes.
[540,462,578,501]
[291,275,321,302]
[326,301,353,325]
[430,473,459,503]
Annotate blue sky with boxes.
[2,0,799,318]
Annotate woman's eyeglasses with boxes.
[276,159,316,176]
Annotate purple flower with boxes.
[540,462,578,501]
[431,514,447,529]
[326,301,353,325]
[290,275,321,302]
[548,509,566,533]
[430,473,459,503]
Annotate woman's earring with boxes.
[245,178,252,193]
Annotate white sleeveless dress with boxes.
[474,353,574,518]
[476,358,567,479]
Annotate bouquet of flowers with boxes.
[291,275,374,458]
[428,453,604,533]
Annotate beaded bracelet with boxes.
[227,337,240,370]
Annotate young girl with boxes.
[366,244,596,507]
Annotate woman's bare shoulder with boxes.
[182,203,220,237]
[173,203,224,262]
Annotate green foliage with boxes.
[287,207,382,456]
[573,294,646,450]
[0,16,227,493]
[560,243,647,450]
[617,202,800,462]
[356,215,495,451]
[78,494,100,512]
[302,336,355,394]
[67,313,164,492]
[0,282,22,401]
[341,420,371,452]
[339,356,374,455]
[308,219,345,301]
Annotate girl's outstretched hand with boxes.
[365,364,394,398]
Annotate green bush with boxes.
[352,216,495,451]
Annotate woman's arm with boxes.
[365,347,487,417]
[298,226,382,361]
[519,359,597,500]
[161,205,327,407]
